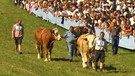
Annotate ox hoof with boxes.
[48,59,51,61]
[37,56,41,59]
[83,66,87,68]
[44,58,48,62]
[82,64,87,68]
[37,54,41,59]
[37,57,41,59]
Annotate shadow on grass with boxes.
[119,53,135,55]
[119,46,135,52]
[52,58,80,62]
[24,52,36,54]
[104,65,129,73]
[104,65,116,71]
[52,58,69,61]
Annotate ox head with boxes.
[84,34,95,49]
[73,26,86,36]
[52,28,62,40]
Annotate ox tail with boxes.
[40,28,46,44]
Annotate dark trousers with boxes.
[14,37,23,45]
[94,50,105,63]
[111,36,119,55]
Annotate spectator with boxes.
[82,19,95,34]
[109,19,122,55]
[87,27,94,35]
[81,20,91,34]
[25,0,32,13]
[121,19,127,35]
[121,19,132,37]
[130,14,135,42]
[116,0,122,11]
[130,14,135,26]
[110,18,116,27]
[12,19,24,54]
[125,19,132,36]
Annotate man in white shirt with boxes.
[92,32,108,72]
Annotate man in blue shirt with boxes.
[63,26,79,62]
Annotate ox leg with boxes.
[40,45,44,58]
[36,44,41,59]
[43,45,49,62]
[90,53,95,68]
[93,62,97,71]
[87,53,94,68]
[80,52,85,67]
[48,45,53,61]
[80,52,84,62]
[82,52,88,68]
[80,52,87,68]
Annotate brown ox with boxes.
[73,26,88,36]
[34,27,61,61]
[77,34,95,68]
[73,26,88,56]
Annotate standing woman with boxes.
[63,26,78,62]
[12,19,24,54]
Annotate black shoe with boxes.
[18,51,22,54]
[69,59,72,62]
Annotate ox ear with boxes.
[52,28,58,34]
[51,30,55,33]
[83,36,88,41]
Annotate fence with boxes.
[31,4,135,50]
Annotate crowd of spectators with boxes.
[13,0,135,37]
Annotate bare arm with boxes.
[11,25,15,38]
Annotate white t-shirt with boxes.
[130,17,135,25]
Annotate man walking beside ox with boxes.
[93,32,108,72]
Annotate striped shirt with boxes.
[12,24,24,37]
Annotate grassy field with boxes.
[0,0,135,76]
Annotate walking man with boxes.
[109,19,122,55]
[12,19,24,54]
[93,32,108,72]
[63,26,78,62]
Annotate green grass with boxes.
[0,0,135,76]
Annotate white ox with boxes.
[77,34,95,68]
